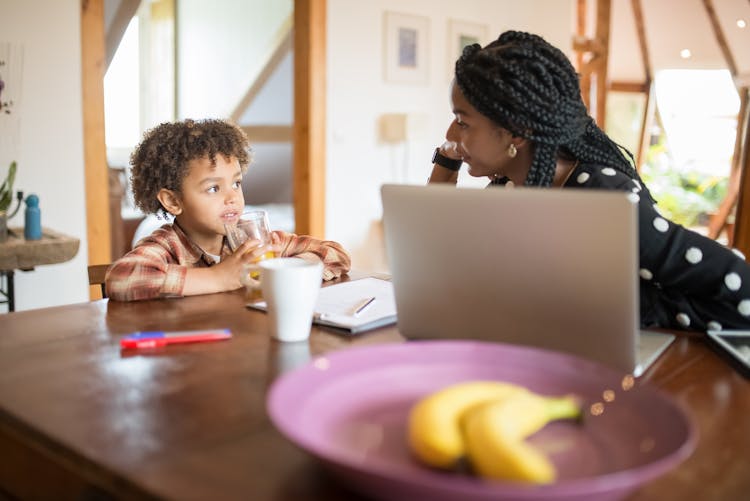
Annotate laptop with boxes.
[381,183,673,375]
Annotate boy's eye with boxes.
[207,185,219,193]
[232,180,242,189]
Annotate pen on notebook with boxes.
[120,329,232,349]
[353,297,376,317]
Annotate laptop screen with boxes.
[381,183,640,373]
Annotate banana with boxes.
[462,392,581,484]
[407,381,530,469]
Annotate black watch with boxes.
[432,148,462,171]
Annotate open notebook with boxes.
[247,277,397,334]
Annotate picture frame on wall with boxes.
[447,19,489,79]
[383,11,430,85]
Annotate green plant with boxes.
[640,137,728,228]
[0,161,17,212]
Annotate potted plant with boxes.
[0,161,21,243]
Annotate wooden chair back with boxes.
[87,264,110,298]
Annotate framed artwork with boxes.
[447,19,489,78]
[383,11,429,85]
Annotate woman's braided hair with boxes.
[455,30,643,187]
[130,118,252,214]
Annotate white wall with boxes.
[326,0,574,272]
[1,0,89,312]
[177,0,292,118]
[0,0,573,312]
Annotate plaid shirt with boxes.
[105,223,351,301]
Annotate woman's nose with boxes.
[445,120,458,142]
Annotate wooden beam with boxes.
[701,0,738,77]
[293,0,326,237]
[573,0,611,125]
[729,88,750,254]
[104,0,140,71]
[240,125,293,143]
[610,81,648,93]
[736,73,750,88]
[594,0,611,127]
[81,0,112,299]
[575,0,590,110]
[630,0,652,82]
[635,81,655,170]
[709,88,749,240]
[229,15,293,123]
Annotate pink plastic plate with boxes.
[266,340,696,500]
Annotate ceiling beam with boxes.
[630,0,652,83]
[105,0,140,72]
[229,15,293,123]
[701,0,738,77]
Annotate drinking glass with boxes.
[225,210,276,301]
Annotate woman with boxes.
[429,30,750,332]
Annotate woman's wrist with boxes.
[432,147,462,171]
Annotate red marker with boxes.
[120,329,232,349]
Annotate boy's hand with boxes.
[214,238,266,291]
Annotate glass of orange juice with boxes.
[225,210,276,301]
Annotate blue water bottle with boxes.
[24,193,42,240]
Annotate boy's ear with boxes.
[157,189,182,216]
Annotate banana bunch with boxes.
[407,381,580,484]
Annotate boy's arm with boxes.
[105,245,187,301]
[274,231,352,280]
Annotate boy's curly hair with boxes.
[130,118,252,214]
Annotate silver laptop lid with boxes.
[381,183,639,373]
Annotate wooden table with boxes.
[0,281,748,500]
[0,226,80,311]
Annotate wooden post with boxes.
[81,0,112,299]
[576,0,590,111]
[593,0,611,127]
[730,90,750,256]
[293,0,326,237]
[572,0,611,126]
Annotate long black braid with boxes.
[455,30,646,189]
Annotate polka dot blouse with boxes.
[493,163,750,332]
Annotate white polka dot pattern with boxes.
[601,167,616,176]
[725,272,742,291]
[639,269,653,280]
[685,247,702,264]
[627,193,640,203]
[576,172,590,184]
[738,300,750,316]
[676,313,690,326]
[707,321,722,331]
[633,179,642,190]
[653,217,669,232]
[732,248,746,260]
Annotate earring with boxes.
[507,143,517,158]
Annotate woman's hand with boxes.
[428,141,461,184]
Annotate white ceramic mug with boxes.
[257,257,323,342]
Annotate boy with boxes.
[106,119,351,301]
